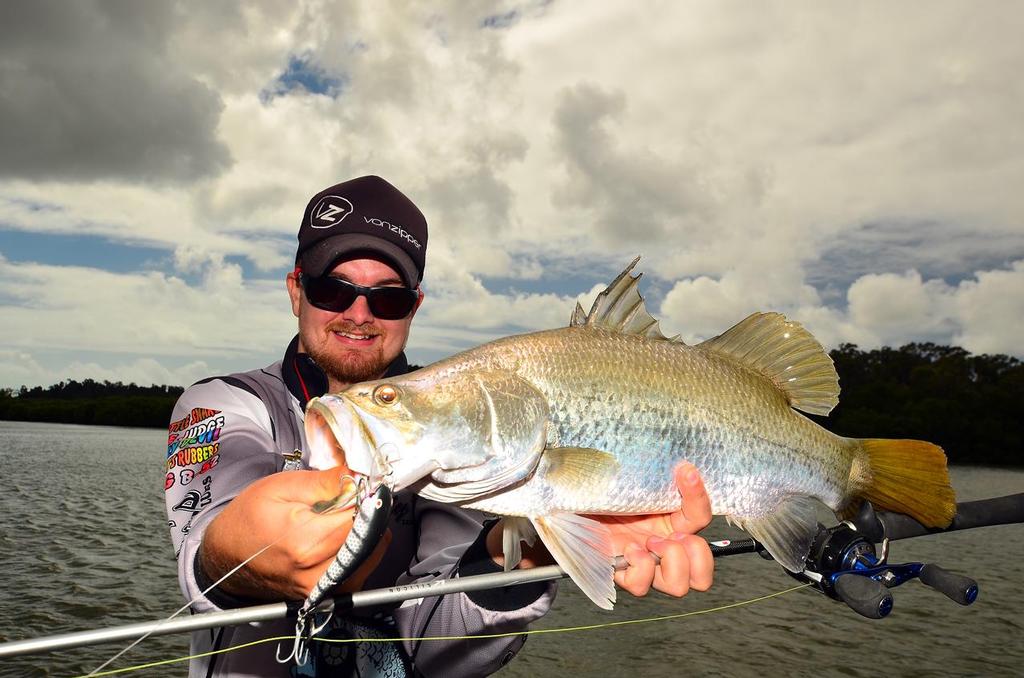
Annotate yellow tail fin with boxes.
[855,439,956,527]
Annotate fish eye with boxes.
[373,384,399,406]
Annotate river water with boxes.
[0,421,1021,677]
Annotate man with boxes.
[165,176,714,677]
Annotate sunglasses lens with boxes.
[303,276,357,312]
[367,287,418,320]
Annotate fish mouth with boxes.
[305,396,380,483]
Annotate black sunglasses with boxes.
[299,274,419,320]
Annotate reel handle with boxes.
[834,574,893,619]
[919,564,979,606]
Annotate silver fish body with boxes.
[305,259,954,608]
[453,326,853,520]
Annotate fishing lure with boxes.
[277,478,393,666]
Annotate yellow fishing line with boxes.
[73,583,811,677]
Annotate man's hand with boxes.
[591,462,714,598]
[201,469,391,601]
[484,462,714,599]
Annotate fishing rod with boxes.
[1,492,1020,659]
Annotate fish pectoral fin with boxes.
[731,495,819,574]
[543,447,620,499]
[532,513,616,610]
[501,516,537,572]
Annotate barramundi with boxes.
[304,258,956,609]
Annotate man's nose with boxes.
[343,293,375,324]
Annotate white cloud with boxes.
[841,263,1024,356]
[5,2,1023,277]
[0,349,50,389]
[660,260,1024,358]
[846,270,955,342]
[0,1,230,182]
[952,260,1024,355]
[0,257,293,359]
[2,1,1023,389]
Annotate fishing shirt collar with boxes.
[282,334,410,407]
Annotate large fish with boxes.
[304,258,956,609]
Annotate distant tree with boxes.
[815,343,1023,467]
[0,380,184,429]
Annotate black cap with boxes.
[296,176,428,286]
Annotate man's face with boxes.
[287,257,423,392]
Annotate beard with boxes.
[304,321,393,387]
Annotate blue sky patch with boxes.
[262,54,346,101]
[0,227,291,278]
[0,228,172,273]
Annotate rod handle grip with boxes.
[919,564,978,606]
[834,574,893,619]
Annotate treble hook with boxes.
[276,615,311,666]
[374,442,398,481]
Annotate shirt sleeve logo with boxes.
[167,408,224,473]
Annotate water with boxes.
[0,421,1021,677]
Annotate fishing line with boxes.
[73,583,812,677]
[86,476,360,676]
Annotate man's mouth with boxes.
[331,329,379,343]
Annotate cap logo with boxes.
[310,195,354,229]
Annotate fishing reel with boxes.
[784,502,979,619]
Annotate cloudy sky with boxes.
[1,0,1022,390]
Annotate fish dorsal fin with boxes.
[570,256,682,343]
[699,312,840,416]
[570,301,587,326]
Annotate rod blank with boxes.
[0,565,569,659]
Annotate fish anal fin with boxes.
[699,312,840,416]
[544,447,620,500]
[532,513,616,609]
[573,257,683,344]
[731,495,819,573]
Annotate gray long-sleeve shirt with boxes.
[164,339,554,677]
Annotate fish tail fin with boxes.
[850,438,956,528]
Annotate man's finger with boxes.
[681,534,714,591]
[250,467,356,507]
[274,469,361,567]
[647,536,690,598]
[283,504,357,567]
[669,462,713,535]
[614,543,655,597]
[301,468,359,506]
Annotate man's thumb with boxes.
[306,467,359,511]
